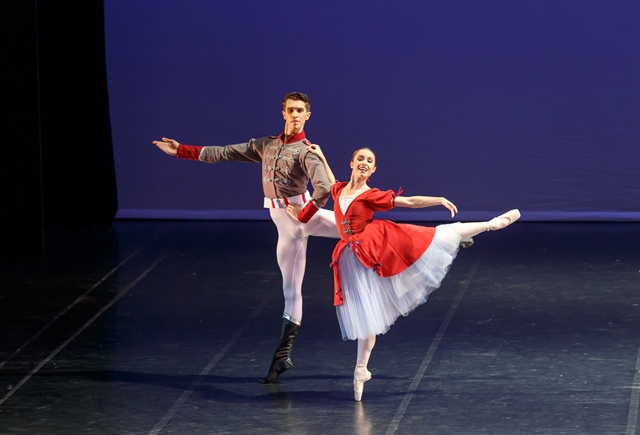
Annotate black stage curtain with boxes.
[3,1,116,260]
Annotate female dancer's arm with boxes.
[287,144,335,221]
[394,196,458,218]
[306,144,335,185]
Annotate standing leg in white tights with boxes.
[260,207,338,383]
[271,207,337,322]
[354,335,376,401]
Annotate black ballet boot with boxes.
[259,318,300,384]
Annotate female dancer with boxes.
[287,145,520,401]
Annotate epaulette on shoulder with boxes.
[302,139,311,146]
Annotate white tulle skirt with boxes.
[336,222,462,341]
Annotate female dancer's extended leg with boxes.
[454,209,520,241]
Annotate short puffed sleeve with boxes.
[365,188,397,212]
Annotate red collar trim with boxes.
[278,131,306,144]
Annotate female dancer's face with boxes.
[350,148,376,180]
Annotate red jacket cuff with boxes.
[176,144,203,160]
[297,201,319,223]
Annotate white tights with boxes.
[270,207,339,323]
[454,221,493,241]
[357,335,377,369]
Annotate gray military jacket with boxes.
[179,131,331,209]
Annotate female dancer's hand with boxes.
[441,198,458,218]
[153,137,180,156]
[306,143,326,161]
[286,204,302,221]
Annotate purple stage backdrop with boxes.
[105,1,640,222]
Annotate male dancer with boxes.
[153,92,339,383]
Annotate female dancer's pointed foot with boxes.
[487,209,521,231]
[353,366,372,402]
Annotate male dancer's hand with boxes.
[153,137,180,156]
[286,204,302,221]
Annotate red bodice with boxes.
[330,182,436,305]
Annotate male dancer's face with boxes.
[282,99,311,136]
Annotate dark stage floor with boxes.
[1,219,639,434]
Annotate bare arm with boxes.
[287,144,335,222]
[394,196,458,218]
[306,144,335,185]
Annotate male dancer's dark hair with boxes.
[282,92,311,111]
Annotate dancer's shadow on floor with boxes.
[5,369,420,403]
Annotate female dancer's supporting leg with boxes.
[349,209,520,401]
[354,335,376,401]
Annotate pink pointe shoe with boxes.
[487,209,521,231]
[353,366,372,402]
